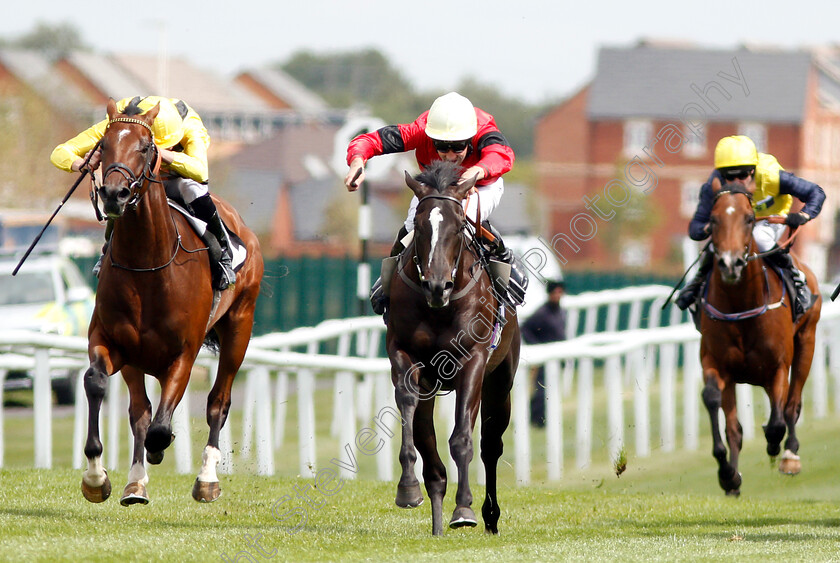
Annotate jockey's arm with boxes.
[50,119,109,173]
[688,181,715,240]
[780,171,826,221]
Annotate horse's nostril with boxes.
[421,281,432,292]
[118,188,131,201]
[443,281,454,291]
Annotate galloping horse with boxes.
[80,99,263,505]
[386,161,520,535]
[700,177,820,495]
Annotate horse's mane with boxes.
[416,160,464,193]
[123,97,144,117]
[715,180,754,202]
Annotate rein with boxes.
[399,193,482,302]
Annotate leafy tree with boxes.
[0,22,89,60]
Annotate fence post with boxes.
[605,355,624,464]
[545,359,563,481]
[513,362,531,484]
[33,348,52,469]
[576,358,594,469]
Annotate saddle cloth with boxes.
[167,200,247,273]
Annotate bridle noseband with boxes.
[97,117,162,212]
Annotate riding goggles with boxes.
[433,139,470,153]
[721,167,755,181]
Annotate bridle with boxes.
[95,117,163,215]
[92,116,205,273]
[398,192,483,301]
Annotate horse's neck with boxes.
[111,184,177,257]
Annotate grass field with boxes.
[2,379,840,561]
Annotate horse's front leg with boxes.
[448,356,485,529]
[762,366,789,460]
[390,350,424,509]
[720,384,743,494]
[120,366,151,506]
[81,341,116,503]
[145,355,196,464]
[701,368,741,495]
[413,395,447,535]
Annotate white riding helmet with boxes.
[425,92,478,141]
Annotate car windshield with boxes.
[0,271,56,305]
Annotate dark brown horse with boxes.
[80,99,263,505]
[386,161,520,535]
[700,178,820,495]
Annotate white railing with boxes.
[3,285,836,486]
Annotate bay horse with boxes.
[80,99,264,505]
[386,161,520,535]
[700,177,820,496]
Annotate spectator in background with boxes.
[521,280,567,427]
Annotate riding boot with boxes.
[481,221,529,307]
[93,219,115,278]
[676,250,713,310]
[192,194,236,290]
[765,250,814,319]
[370,226,409,316]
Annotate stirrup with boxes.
[370,277,388,315]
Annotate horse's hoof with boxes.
[779,450,801,475]
[120,482,150,506]
[81,473,112,503]
[449,506,478,529]
[395,484,424,508]
[725,488,741,497]
[192,479,221,503]
[146,450,165,465]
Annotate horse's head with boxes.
[709,176,756,283]
[98,98,160,218]
[405,161,477,308]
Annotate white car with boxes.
[0,252,95,404]
[504,235,565,320]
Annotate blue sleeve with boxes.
[688,176,716,241]
[779,171,825,218]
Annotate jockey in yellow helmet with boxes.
[51,96,235,290]
[676,135,825,319]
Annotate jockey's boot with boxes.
[481,221,529,307]
[93,219,115,278]
[370,226,409,316]
[676,250,713,310]
[192,194,236,290]
[765,250,814,319]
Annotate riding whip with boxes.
[13,140,102,275]
[662,240,711,310]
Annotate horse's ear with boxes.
[106,98,118,120]
[711,176,722,194]
[405,170,431,198]
[143,102,161,125]
[453,173,478,200]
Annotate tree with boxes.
[0,22,89,60]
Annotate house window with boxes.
[738,123,767,153]
[682,123,706,158]
[681,179,702,219]
[623,119,653,157]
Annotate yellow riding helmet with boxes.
[714,135,759,169]
[134,96,185,149]
[424,92,478,141]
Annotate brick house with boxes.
[536,41,840,280]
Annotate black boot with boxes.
[676,250,713,310]
[765,250,814,319]
[192,194,236,290]
[370,226,409,316]
[482,221,529,307]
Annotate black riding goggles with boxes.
[721,167,755,181]
[433,139,470,153]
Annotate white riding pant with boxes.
[163,176,209,205]
[404,177,505,232]
[753,221,787,252]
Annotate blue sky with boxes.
[2,0,838,104]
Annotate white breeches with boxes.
[404,177,504,232]
[163,176,209,205]
[753,221,787,252]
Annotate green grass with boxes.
[3,376,840,561]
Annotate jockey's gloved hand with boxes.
[784,212,810,227]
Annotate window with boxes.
[681,180,702,219]
[738,123,767,152]
[623,119,653,157]
[682,123,706,158]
